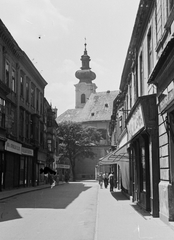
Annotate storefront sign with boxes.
[57,164,70,169]
[127,104,144,140]
[5,139,22,154]
[22,147,34,156]
[159,88,174,113]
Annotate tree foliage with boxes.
[57,121,102,181]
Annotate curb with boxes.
[0,183,65,201]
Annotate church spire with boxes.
[75,40,96,83]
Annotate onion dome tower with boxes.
[75,42,97,108]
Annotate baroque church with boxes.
[56,43,118,180]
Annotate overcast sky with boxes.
[0,0,140,115]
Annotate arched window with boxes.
[81,94,86,103]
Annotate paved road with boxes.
[0,181,98,240]
[1,181,174,240]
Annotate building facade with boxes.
[101,0,174,224]
[0,19,58,190]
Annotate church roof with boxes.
[56,90,118,123]
[56,108,83,123]
[79,90,119,122]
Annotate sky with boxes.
[0,0,140,115]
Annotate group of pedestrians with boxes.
[98,171,114,192]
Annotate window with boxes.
[47,139,52,152]
[36,89,39,111]
[119,116,122,129]
[141,147,146,192]
[133,67,137,103]
[0,98,5,128]
[26,81,29,103]
[5,62,10,87]
[129,83,132,108]
[139,52,144,96]
[20,75,24,98]
[40,122,44,146]
[5,103,16,135]
[19,108,24,140]
[147,28,153,76]
[31,84,35,108]
[40,93,43,114]
[12,69,16,92]
[25,112,30,142]
[81,94,86,103]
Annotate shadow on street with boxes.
[110,190,152,219]
[110,190,129,201]
[0,182,92,222]
[130,204,152,219]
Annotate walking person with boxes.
[98,172,103,188]
[108,172,114,192]
[103,172,108,188]
[40,166,57,188]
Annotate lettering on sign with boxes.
[5,139,22,154]
[22,147,34,156]
[57,164,70,169]
[127,104,144,140]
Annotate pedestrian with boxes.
[98,172,103,188]
[40,166,56,188]
[108,172,114,192]
[103,172,108,188]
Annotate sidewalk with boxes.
[95,186,174,240]
[0,182,64,201]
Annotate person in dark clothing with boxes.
[108,172,114,192]
[40,167,56,188]
[40,167,56,175]
[103,172,108,188]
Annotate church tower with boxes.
[75,42,97,108]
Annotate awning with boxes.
[98,151,116,165]
[98,143,129,165]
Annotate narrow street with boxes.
[0,181,98,240]
[1,181,174,240]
